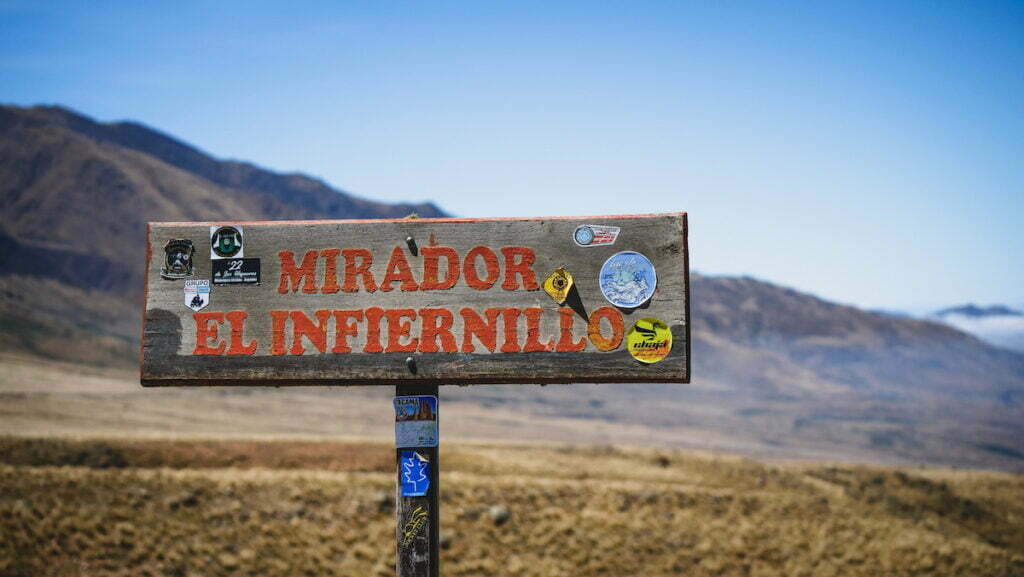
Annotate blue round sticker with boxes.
[599,251,657,308]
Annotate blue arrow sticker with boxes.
[400,451,430,497]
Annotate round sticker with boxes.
[574,226,595,246]
[626,318,672,363]
[599,251,657,308]
[211,226,243,258]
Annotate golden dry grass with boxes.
[1,438,1023,576]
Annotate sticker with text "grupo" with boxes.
[184,279,211,312]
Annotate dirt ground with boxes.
[2,437,1022,577]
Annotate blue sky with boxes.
[2,1,1021,310]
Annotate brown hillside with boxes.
[1,104,1023,471]
[0,104,443,363]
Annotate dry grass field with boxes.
[1,437,1023,577]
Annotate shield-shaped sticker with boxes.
[184,280,211,311]
[161,239,194,279]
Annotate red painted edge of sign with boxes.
[146,211,686,228]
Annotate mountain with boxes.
[933,303,1024,354]
[454,275,1024,470]
[936,304,1023,318]
[1,104,1022,471]
[0,104,444,363]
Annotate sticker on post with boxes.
[400,451,431,497]
[599,251,657,308]
[210,225,244,259]
[183,280,210,312]
[626,317,672,363]
[574,224,620,247]
[161,239,194,279]
[401,505,429,547]
[394,396,438,447]
[212,258,260,285]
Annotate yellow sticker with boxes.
[626,318,672,363]
[543,268,574,304]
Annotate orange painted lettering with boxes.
[420,247,460,290]
[587,306,624,351]
[320,248,342,294]
[501,247,539,291]
[193,312,226,355]
[464,246,500,291]
[269,310,289,355]
[522,307,553,352]
[380,247,419,292]
[419,308,456,353]
[225,310,257,355]
[290,309,331,355]
[385,309,419,353]
[278,250,319,294]
[555,308,586,352]
[460,307,501,353]
[500,307,521,353]
[363,307,385,353]
[331,310,364,353]
[342,248,377,293]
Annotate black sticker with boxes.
[212,258,260,285]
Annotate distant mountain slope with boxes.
[0,105,442,280]
[0,104,444,362]
[693,276,1024,401]
[936,304,1023,318]
[1,104,1022,471]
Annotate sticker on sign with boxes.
[212,258,261,285]
[183,280,210,312]
[574,224,620,247]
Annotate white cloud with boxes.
[940,314,1024,353]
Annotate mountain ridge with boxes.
[935,303,1023,318]
[1,103,1022,471]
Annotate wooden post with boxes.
[395,384,439,577]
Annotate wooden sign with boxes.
[140,213,689,386]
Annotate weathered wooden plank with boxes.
[140,213,689,385]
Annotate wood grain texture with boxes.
[141,213,689,386]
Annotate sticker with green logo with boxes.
[210,225,244,259]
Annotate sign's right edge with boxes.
[682,212,691,384]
